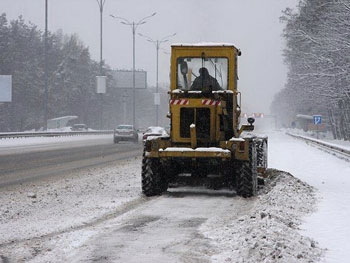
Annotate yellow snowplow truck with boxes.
[142,43,268,197]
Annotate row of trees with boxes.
[0,14,111,131]
[0,14,167,132]
[271,0,350,140]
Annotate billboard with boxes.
[112,70,147,89]
[0,75,12,102]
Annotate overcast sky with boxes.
[0,0,299,114]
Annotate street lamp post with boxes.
[44,0,48,130]
[96,0,106,75]
[110,12,156,128]
[139,33,176,126]
[96,0,106,130]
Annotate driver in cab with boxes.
[190,67,222,91]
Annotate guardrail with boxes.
[0,130,114,139]
[287,132,350,160]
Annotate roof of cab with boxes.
[171,42,237,47]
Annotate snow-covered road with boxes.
[0,131,349,262]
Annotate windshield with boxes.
[177,57,228,90]
[117,125,133,130]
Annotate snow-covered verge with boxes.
[0,134,112,147]
[201,169,323,262]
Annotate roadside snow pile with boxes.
[202,169,324,262]
[0,157,142,248]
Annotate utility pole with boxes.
[96,0,106,130]
[44,0,48,130]
[96,0,105,75]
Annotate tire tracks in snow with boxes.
[0,195,154,249]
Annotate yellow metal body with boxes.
[145,44,253,162]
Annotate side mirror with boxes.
[180,61,188,75]
[247,117,255,125]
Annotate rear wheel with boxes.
[236,140,258,198]
[141,150,168,196]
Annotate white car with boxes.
[142,126,169,142]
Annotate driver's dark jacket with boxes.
[191,75,221,91]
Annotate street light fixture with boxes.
[139,32,176,126]
[110,12,156,128]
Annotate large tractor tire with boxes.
[141,151,168,196]
[236,140,258,198]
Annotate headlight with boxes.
[231,143,237,151]
[152,141,159,150]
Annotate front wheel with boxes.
[141,151,168,196]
